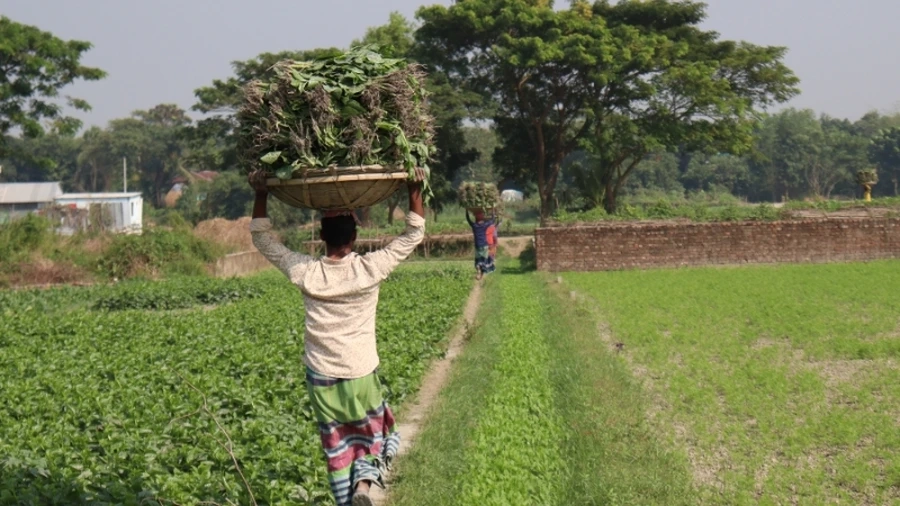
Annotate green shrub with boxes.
[716,204,743,222]
[647,199,677,219]
[750,203,780,221]
[100,228,222,279]
[0,214,52,262]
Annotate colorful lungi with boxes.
[474,245,496,275]
[306,367,401,506]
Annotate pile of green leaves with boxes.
[857,169,878,185]
[237,46,435,184]
[0,265,471,504]
[457,181,500,210]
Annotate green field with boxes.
[563,262,900,504]
[3,257,899,505]
[388,260,900,505]
[0,265,472,505]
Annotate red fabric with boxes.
[321,405,396,472]
[486,224,497,246]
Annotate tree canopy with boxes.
[416,0,799,221]
[0,16,106,159]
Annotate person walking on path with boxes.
[486,214,500,265]
[247,169,427,506]
[465,208,498,279]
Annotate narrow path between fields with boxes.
[382,265,693,505]
[370,278,484,505]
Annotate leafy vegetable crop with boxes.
[93,277,265,311]
[0,265,471,505]
[237,46,435,185]
[457,181,500,211]
[457,274,566,504]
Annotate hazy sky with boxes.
[5,0,900,128]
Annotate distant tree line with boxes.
[2,3,898,227]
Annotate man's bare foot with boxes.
[352,480,375,506]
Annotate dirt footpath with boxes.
[369,280,484,505]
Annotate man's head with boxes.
[320,213,357,250]
[474,209,485,221]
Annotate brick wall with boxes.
[535,218,900,271]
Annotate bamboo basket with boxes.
[265,165,408,210]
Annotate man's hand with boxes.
[248,170,269,194]
[407,167,426,188]
[249,170,269,218]
[407,167,426,218]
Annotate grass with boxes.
[388,264,692,505]
[387,274,504,505]
[543,278,693,505]
[563,261,900,505]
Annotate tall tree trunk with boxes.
[358,207,372,227]
[386,193,401,225]
[603,179,619,214]
[539,193,553,226]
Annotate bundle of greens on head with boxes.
[458,181,500,211]
[237,45,435,197]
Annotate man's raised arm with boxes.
[361,169,427,279]
[248,170,313,280]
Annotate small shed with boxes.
[54,192,143,234]
[0,182,63,222]
[501,189,524,202]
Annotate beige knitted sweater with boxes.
[250,212,425,379]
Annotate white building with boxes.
[54,192,143,235]
[0,182,63,223]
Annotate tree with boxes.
[852,111,900,139]
[0,130,81,185]
[75,126,119,192]
[416,0,798,221]
[812,117,867,199]
[97,105,191,206]
[175,171,254,223]
[0,16,105,160]
[352,12,416,57]
[681,153,749,195]
[870,127,900,195]
[461,126,499,182]
[751,109,821,201]
[749,110,866,201]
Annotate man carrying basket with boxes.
[248,168,426,506]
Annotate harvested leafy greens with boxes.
[237,45,435,191]
[458,181,500,210]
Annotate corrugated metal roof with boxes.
[0,182,63,204]
[56,192,143,200]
